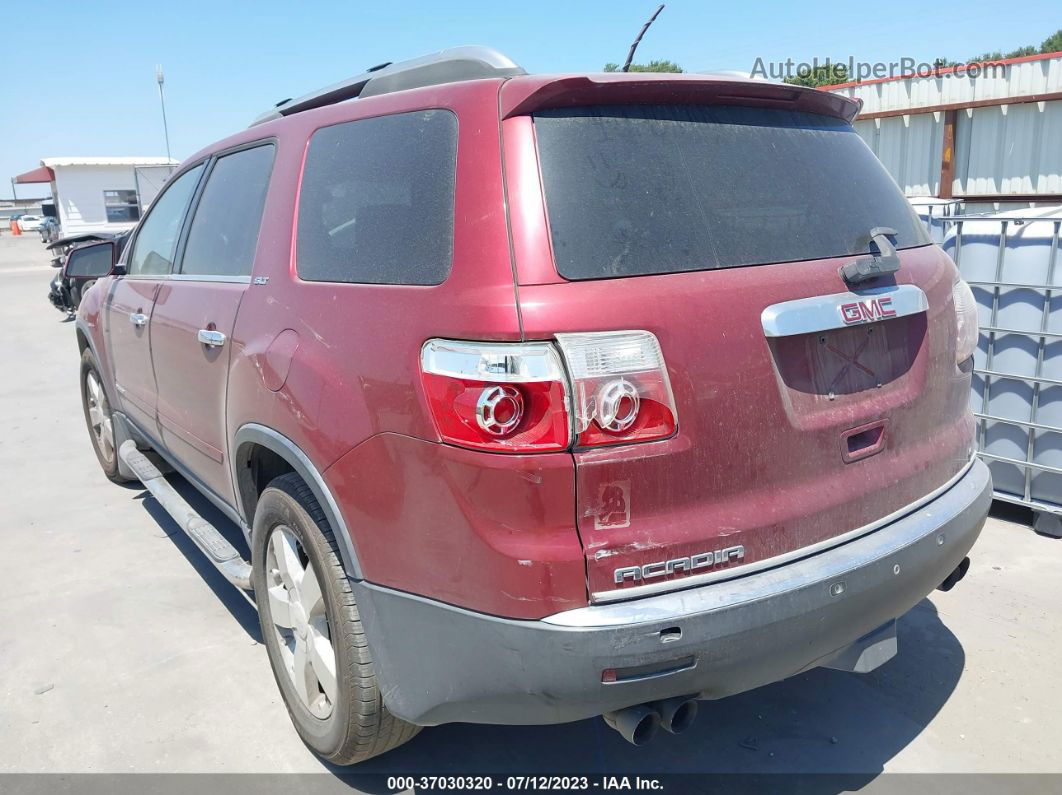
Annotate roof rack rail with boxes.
[250,46,525,127]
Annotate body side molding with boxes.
[232,423,363,580]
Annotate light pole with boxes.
[10,177,17,201]
[156,64,172,162]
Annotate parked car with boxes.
[38,217,60,243]
[47,232,129,317]
[71,47,991,764]
[17,214,43,231]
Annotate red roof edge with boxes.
[821,50,1062,92]
[14,165,55,184]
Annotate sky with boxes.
[3,0,1059,200]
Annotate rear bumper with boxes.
[354,458,991,726]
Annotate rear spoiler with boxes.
[500,74,862,123]
[46,232,122,251]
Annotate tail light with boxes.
[555,331,677,448]
[421,331,678,453]
[952,278,979,364]
[420,339,570,452]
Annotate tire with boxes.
[79,349,131,483]
[252,473,420,764]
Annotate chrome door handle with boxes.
[197,329,226,348]
[129,312,148,327]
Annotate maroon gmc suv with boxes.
[70,47,991,762]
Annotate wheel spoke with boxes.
[266,525,334,719]
[267,584,294,628]
[271,530,304,591]
[292,636,315,709]
[298,560,324,615]
[88,404,103,428]
[308,627,337,704]
[87,375,100,403]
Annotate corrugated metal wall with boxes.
[833,54,1062,201]
[832,55,1062,114]
[954,101,1062,196]
[855,114,943,196]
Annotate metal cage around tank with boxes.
[940,211,1062,530]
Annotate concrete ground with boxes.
[1,233,1060,784]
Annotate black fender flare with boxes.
[231,423,363,580]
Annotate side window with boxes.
[127,165,204,276]
[180,144,275,278]
[296,110,458,285]
[103,190,140,223]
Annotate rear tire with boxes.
[79,349,131,483]
[252,473,420,764]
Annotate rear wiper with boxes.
[840,227,901,285]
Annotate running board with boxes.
[119,440,252,591]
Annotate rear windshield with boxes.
[533,105,929,280]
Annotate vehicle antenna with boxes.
[621,4,666,73]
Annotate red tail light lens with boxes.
[421,332,677,453]
[420,340,570,453]
[555,331,678,448]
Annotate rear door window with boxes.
[296,109,458,285]
[533,105,929,280]
[180,144,275,278]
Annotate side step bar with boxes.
[119,440,252,591]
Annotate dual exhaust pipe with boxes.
[602,696,698,746]
[603,556,975,746]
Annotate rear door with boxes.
[105,164,204,433]
[512,103,974,603]
[150,143,274,502]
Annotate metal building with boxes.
[14,156,177,237]
[829,52,1062,210]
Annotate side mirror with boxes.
[63,241,119,280]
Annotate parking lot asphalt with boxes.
[1,233,1061,783]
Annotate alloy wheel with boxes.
[85,371,115,465]
[265,526,337,719]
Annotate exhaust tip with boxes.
[937,556,970,592]
[603,705,661,746]
[666,699,698,734]
[652,696,699,735]
[630,712,659,746]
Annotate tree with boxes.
[962,28,1060,64]
[783,63,849,88]
[1041,29,1062,54]
[603,60,683,73]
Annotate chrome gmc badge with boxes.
[839,296,897,325]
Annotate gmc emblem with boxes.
[840,296,896,325]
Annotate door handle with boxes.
[129,312,148,327]
[197,329,226,348]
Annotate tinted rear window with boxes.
[297,110,458,285]
[534,105,929,280]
